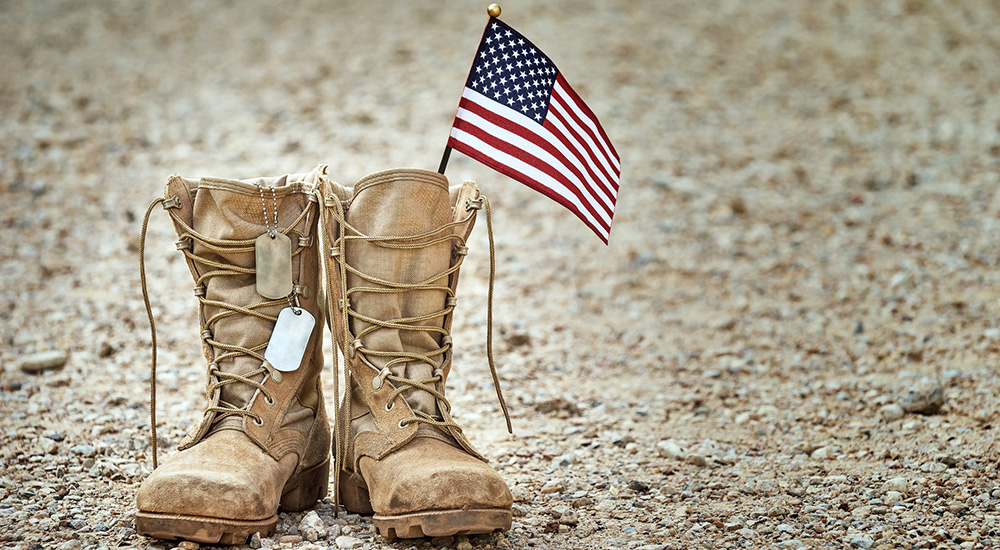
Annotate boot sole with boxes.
[373,508,513,539]
[135,458,330,544]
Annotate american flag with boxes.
[447,17,620,244]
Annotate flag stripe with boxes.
[544,107,620,194]
[457,92,616,212]
[449,127,610,241]
[452,115,612,228]
[552,75,620,168]
[549,93,620,185]
[548,92,620,187]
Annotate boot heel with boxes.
[339,472,375,515]
[280,459,330,512]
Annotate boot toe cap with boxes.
[361,437,513,516]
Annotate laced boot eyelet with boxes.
[398,419,408,429]
[253,417,264,427]
[385,401,394,412]
[264,395,275,406]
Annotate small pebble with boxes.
[900,378,944,415]
[335,535,362,549]
[18,350,68,373]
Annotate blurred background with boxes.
[2,1,1000,548]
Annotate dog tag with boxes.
[255,232,293,299]
[264,307,315,372]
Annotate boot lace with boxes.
[139,194,311,469]
[317,187,511,513]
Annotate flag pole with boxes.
[438,3,503,175]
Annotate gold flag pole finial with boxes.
[488,3,501,17]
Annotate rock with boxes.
[595,499,615,512]
[178,542,199,550]
[552,453,576,467]
[249,532,262,549]
[884,491,903,505]
[878,403,905,421]
[848,534,874,549]
[278,535,302,544]
[71,444,96,457]
[540,479,564,493]
[456,538,474,550]
[627,480,650,493]
[656,439,686,459]
[811,446,832,460]
[883,477,908,494]
[18,350,68,373]
[335,535,362,549]
[686,454,708,467]
[900,378,944,415]
[56,541,81,550]
[39,437,57,454]
[779,541,805,549]
[298,510,327,541]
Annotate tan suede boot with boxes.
[135,166,332,544]
[319,168,513,539]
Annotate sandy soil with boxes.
[2,1,1000,549]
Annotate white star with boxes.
[498,41,507,50]
[513,83,522,92]
[506,63,514,72]
[491,23,499,30]
[505,30,512,37]
[534,113,543,121]
[516,60,523,69]
[529,69,536,77]
[518,38,525,45]
[480,51,488,59]
[494,91,502,99]
[512,49,521,58]
[533,80,540,88]
[528,91,535,99]
[532,102,539,109]
[486,36,493,44]
[504,87,511,95]
[499,76,508,85]
[520,71,527,79]
[475,65,482,73]
[490,81,498,89]
[489,47,495,55]
[517,94,525,102]
[502,53,510,61]
[521,105,529,112]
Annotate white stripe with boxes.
[552,80,621,171]
[450,126,610,239]
[462,88,618,204]
[455,106,614,220]
[549,94,619,185]
[544,106,620,196]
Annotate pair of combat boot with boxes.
[135,166,513,544]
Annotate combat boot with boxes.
[135,166,332,544]
[319,168,513,539]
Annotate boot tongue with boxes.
[190,176,291,429]
[345,169,452,422]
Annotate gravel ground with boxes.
[3,1,1000,549]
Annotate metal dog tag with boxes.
[255,232,293,299]
[264,307,315,372]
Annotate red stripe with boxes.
[549,92,620,181]
[553,74,620,164]
[545,106,620,192]
[448,134,610,244]
[452,117,611,231]
[457,97,617,211]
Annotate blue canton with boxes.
[465,18,558,124]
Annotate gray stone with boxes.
[335,535,362,549]
[249,532,262,549]
[71,444,97,457]
[18,350,68,373]
[878,403,905,421]
[656,439,685,459]
[848,534,874,549]
[900,378,944,415]
[299,510,328,541]
[552,453,577,467]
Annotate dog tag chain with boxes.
[254,184,293,299]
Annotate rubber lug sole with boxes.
[135,458,329,544]
[373,509,513,539]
